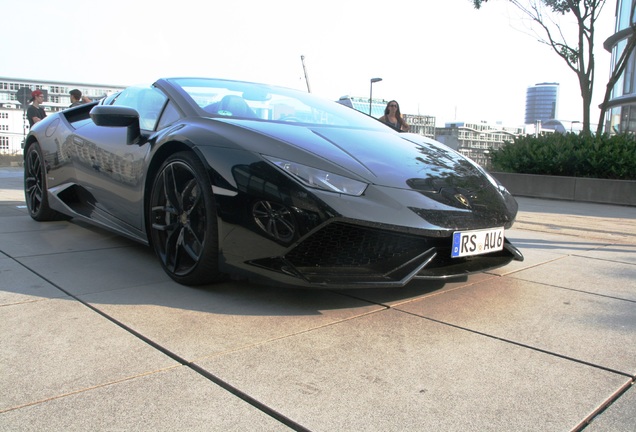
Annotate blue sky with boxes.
[2,0,615,125]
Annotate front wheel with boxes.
[148,152,221,285]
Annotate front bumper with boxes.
[247,220,524,289]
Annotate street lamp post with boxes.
[369,78,382,115]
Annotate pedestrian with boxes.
[69,89,91,107]
[379,100,409,132]
[27,90,46,128]
[69,89,83,107]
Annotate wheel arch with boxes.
[22,134,40,155]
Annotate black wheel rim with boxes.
[25,147,44,216]
[150,161,207,276]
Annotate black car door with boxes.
[71,85,168,231]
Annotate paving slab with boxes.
[488,229,568,276]
[515,197,636,219]
[395,276,636,375]
[514,197,636,245]
[0,219,134,258]
[80,281,385,362]
[510,254,636,301]
[0,298,177,411]
[574,243,636,266]
[0,256,68,305]
[513,213,636,245]
[14,244,170,296]
[196,309,629,431]
[0,173,23,203]
[0,204,26,217]
[506,228,623,255]
[0,366,290,431]
[585,384,636,431]
[0,214,60,235]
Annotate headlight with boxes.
[264,156,368,196]
[497,183,511,195]
[474,164,509,196]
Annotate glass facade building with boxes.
[524,82,559,125]
[603,0,636,134]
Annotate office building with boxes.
[402,113,436,139]
[435,121,523,168]
[603,0,636,133]
[525,82,559,125]
[0,77,125,154]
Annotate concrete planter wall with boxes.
[491,172,636,207]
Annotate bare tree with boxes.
[472,0,607,134]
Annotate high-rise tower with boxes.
[525,82,559,125]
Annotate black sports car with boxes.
[24,77,523,288]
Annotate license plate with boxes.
[452,227,505,258]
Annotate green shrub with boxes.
[489,133,636,180]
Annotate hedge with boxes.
[489,133,636,180]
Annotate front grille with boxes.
[285,221,436,273]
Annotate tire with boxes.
[148,151,220,285]
[24,142,67,221]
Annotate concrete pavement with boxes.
[1,166,635,431]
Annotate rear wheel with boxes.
[24,143,67,221]
[148,152,220,285]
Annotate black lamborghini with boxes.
[24,77,523,288]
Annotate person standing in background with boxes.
[27,90,46,128]
[379,100,409,132]
[69,89,83,107]
[69,88,91,107]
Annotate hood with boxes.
[209,119,517,226]
[222,120,496,194]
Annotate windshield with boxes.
[169,77,390,130]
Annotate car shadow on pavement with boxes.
[2,226,461,319]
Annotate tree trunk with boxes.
[578,71,593,134]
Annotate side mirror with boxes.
[90,105,141,144]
